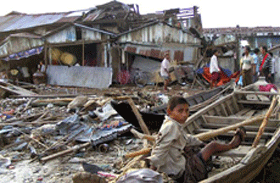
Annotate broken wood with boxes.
[252,97,277,148]
[124,147,152,159]
[40,142,90,162]
[127,98,151,135]
[0,80,38,96]
[130,129,155,142]
[17,130,49,149]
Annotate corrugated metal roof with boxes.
[0,12,75,32]
[203,27,280,35]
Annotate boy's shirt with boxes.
[148,115,202,178]
[160,58,170,77]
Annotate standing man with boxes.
[259,46,272,82]
[240,46,254,87]
[161,51,171,91]
[252,48,260,82]
[209,49,220,89]
[269,52,275,83]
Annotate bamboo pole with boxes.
[252,97,277,148]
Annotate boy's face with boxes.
[167,104,189,124]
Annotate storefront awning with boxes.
[2,46,44,61]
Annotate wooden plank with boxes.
[203,115,280,127]
[243,110,256,117]
[214,106,223,116]
[235,91,280,96]
[201,123,277,133]
[0,81,37,96]
[237,100,271,105]
[221,103,229,116]
[235,108,251,116]
[246,94,259,101]
[232,94,242,110]
[225,101,234,115]
[195,128,274,139]
[257,95,270,102]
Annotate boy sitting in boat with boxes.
[147,96,246,183]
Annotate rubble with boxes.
[0,79,203,183]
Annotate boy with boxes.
[148,96,246,182]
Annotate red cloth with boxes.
[259,84,277,92]
[211,72,220,81]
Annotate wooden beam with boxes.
[221,103,229,116]
[237,100,271,105]
[195,128,274,139]
[235,91,280,96]
[235,108,252,116]
[201,123,277,133]
[203,115,248,124]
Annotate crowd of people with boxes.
[209,45,277,88]
[160,46,277,91]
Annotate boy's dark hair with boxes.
[269,52,273,57]
[261,46,268,52]
[245,46,251,52]
[212,49,218,55]
[167,96,189,111]
[254,48,260,54]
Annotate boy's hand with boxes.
[150,165,157,171]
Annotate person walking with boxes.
[209,49,221,89]
[160,52,171,91]
[252,48,260,82]
[240,46,254,87]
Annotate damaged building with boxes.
[0,1,203,88]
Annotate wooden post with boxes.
[127,98,151,135]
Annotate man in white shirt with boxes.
[209,49,220,89]
[240,46,254,87]
[160,52,171,91]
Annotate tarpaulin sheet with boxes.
[197,64,239,86]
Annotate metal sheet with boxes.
[46,65,112,89]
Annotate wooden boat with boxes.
[111,82,233,131]
[183,77,280,183]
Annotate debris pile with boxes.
[0,80,204,182]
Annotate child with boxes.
[148,96,246,182]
